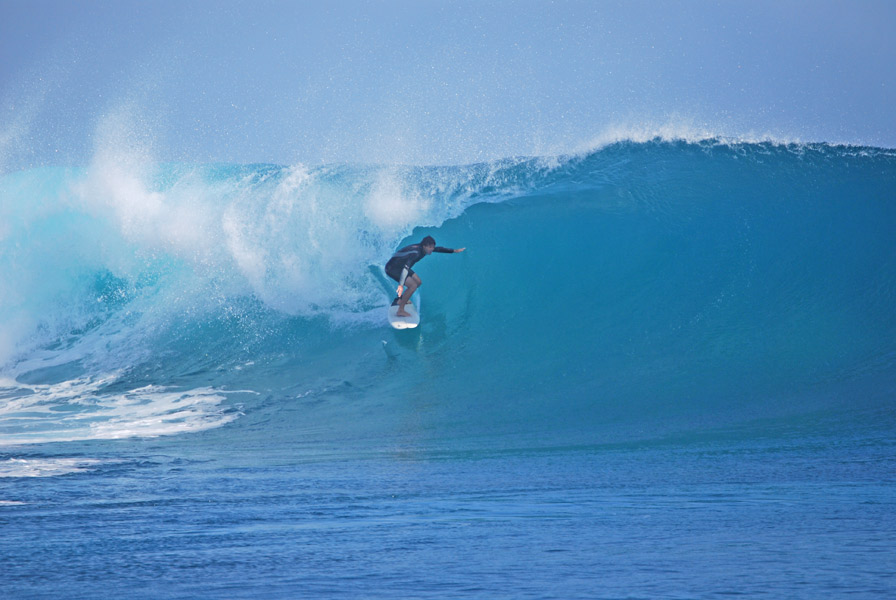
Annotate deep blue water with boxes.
[2,140,895,598]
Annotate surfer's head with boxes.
[421,236,436,251]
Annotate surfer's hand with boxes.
[397,285,403,297]
[454,248,466,253]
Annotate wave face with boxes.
[1,141,895,447]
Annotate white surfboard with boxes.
[388,297,420,329]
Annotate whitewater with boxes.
[2,138,895,598]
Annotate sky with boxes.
[1,0,894,170]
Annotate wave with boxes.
[1,140,895,445]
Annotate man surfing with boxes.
[385,236,466,317]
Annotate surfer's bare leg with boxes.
[397,274,421,317]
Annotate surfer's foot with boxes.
[396,309,411,317]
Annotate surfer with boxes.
[385,236,465,317]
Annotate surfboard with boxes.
[388,296,420,329]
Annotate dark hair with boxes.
[421,235,436,247]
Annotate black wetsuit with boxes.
[385,243,455,287]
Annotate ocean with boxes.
[1,139,895,598]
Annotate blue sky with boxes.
[1,0,894,169]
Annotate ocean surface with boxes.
[1,139,895,598]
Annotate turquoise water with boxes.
[2,140,895,598]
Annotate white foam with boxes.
[0,375,240,445]
[0,457,106,477]
[365,169,431,230]
[75,137,220,275]
[0,313,36,369]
